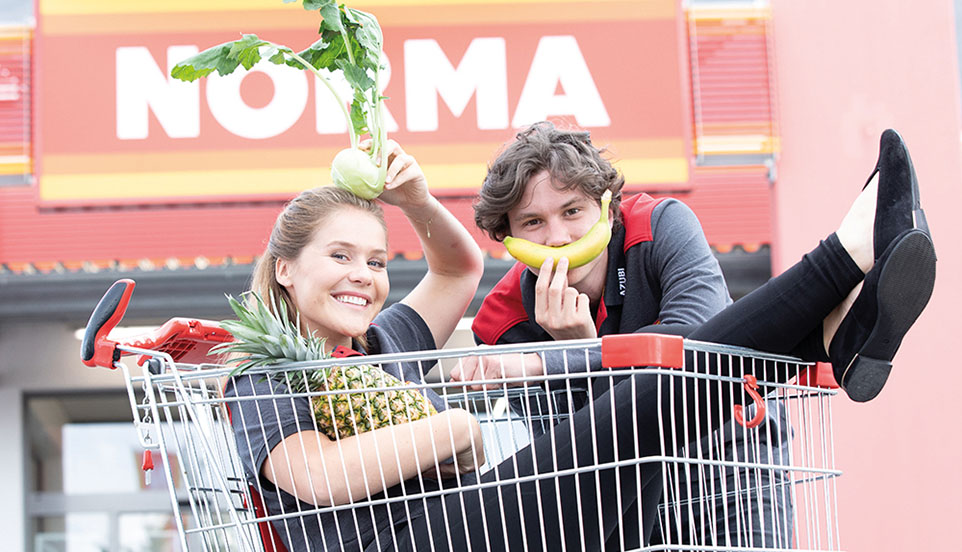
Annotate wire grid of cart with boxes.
[95,330,841,552]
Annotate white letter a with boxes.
[512,36,610,128]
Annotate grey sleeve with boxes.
[648,199,732,325]
[225,374,316,486]
[372,303,439,385]
[373,303,437,355]
[492,322,603,389]
[540,347,602,389]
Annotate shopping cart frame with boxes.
[81,280,843,552]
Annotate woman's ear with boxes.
[275,257,293,287]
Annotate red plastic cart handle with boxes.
[80,279,136,369]
[600,333,685,369]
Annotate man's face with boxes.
[507,170,611,290]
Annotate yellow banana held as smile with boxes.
[503,190,613,270]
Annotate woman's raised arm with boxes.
[374,140,485,347]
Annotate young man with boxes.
[452,121,793,548]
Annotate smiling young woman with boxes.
[222,141,489,551]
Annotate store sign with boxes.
[37,0,690,205]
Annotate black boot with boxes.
[828,229,936,402]
[867,129,931,258]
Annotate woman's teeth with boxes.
[336,295,367,306]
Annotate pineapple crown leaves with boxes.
[209,290,330,377]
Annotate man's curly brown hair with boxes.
[474,121,624,241]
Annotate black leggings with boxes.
[389,234,864,552]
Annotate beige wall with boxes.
[0,322,127,391]
[771,1,962,549]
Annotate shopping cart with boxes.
[81,279,843,552]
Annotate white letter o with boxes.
[206,61,308,139]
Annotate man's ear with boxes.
[275,258,293,287]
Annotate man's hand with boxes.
[449,352,545,390]
[534,256,597,340]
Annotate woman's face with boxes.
[275,207,389,349]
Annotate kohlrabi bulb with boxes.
[331,148,385,199]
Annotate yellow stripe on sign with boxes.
[40,168,325,200]
[40,139,684,175]
[619,158,689,185]
[38,164,489,201]
[422,163,488,188]
[39,157,688,201]
[40,0,289,15]
[40,0,665,15]
[41,1,674,34]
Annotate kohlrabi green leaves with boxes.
[170,1,388,199]
[170,34,287,81]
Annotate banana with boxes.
[503,190,613,270]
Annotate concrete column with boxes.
[0,387,25,551]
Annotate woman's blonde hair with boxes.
[250,186,387,345]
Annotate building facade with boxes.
[1,0,959,550]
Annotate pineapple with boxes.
[307,365,437,439]
[212,291,437,440]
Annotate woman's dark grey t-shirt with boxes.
[224,303,446,552]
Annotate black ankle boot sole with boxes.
[840,230,936,402]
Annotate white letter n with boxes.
[404,38,508,132]
[116,46,200,140]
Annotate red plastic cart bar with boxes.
[600,333,685,369]
[80,279,233,369]
[797,362,841,389]
[128,318,233,366]
[81,279,136,368]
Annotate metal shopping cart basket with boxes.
[81,279,843,552]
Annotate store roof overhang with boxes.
[0,258,515,326]
[0,248,769,326]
